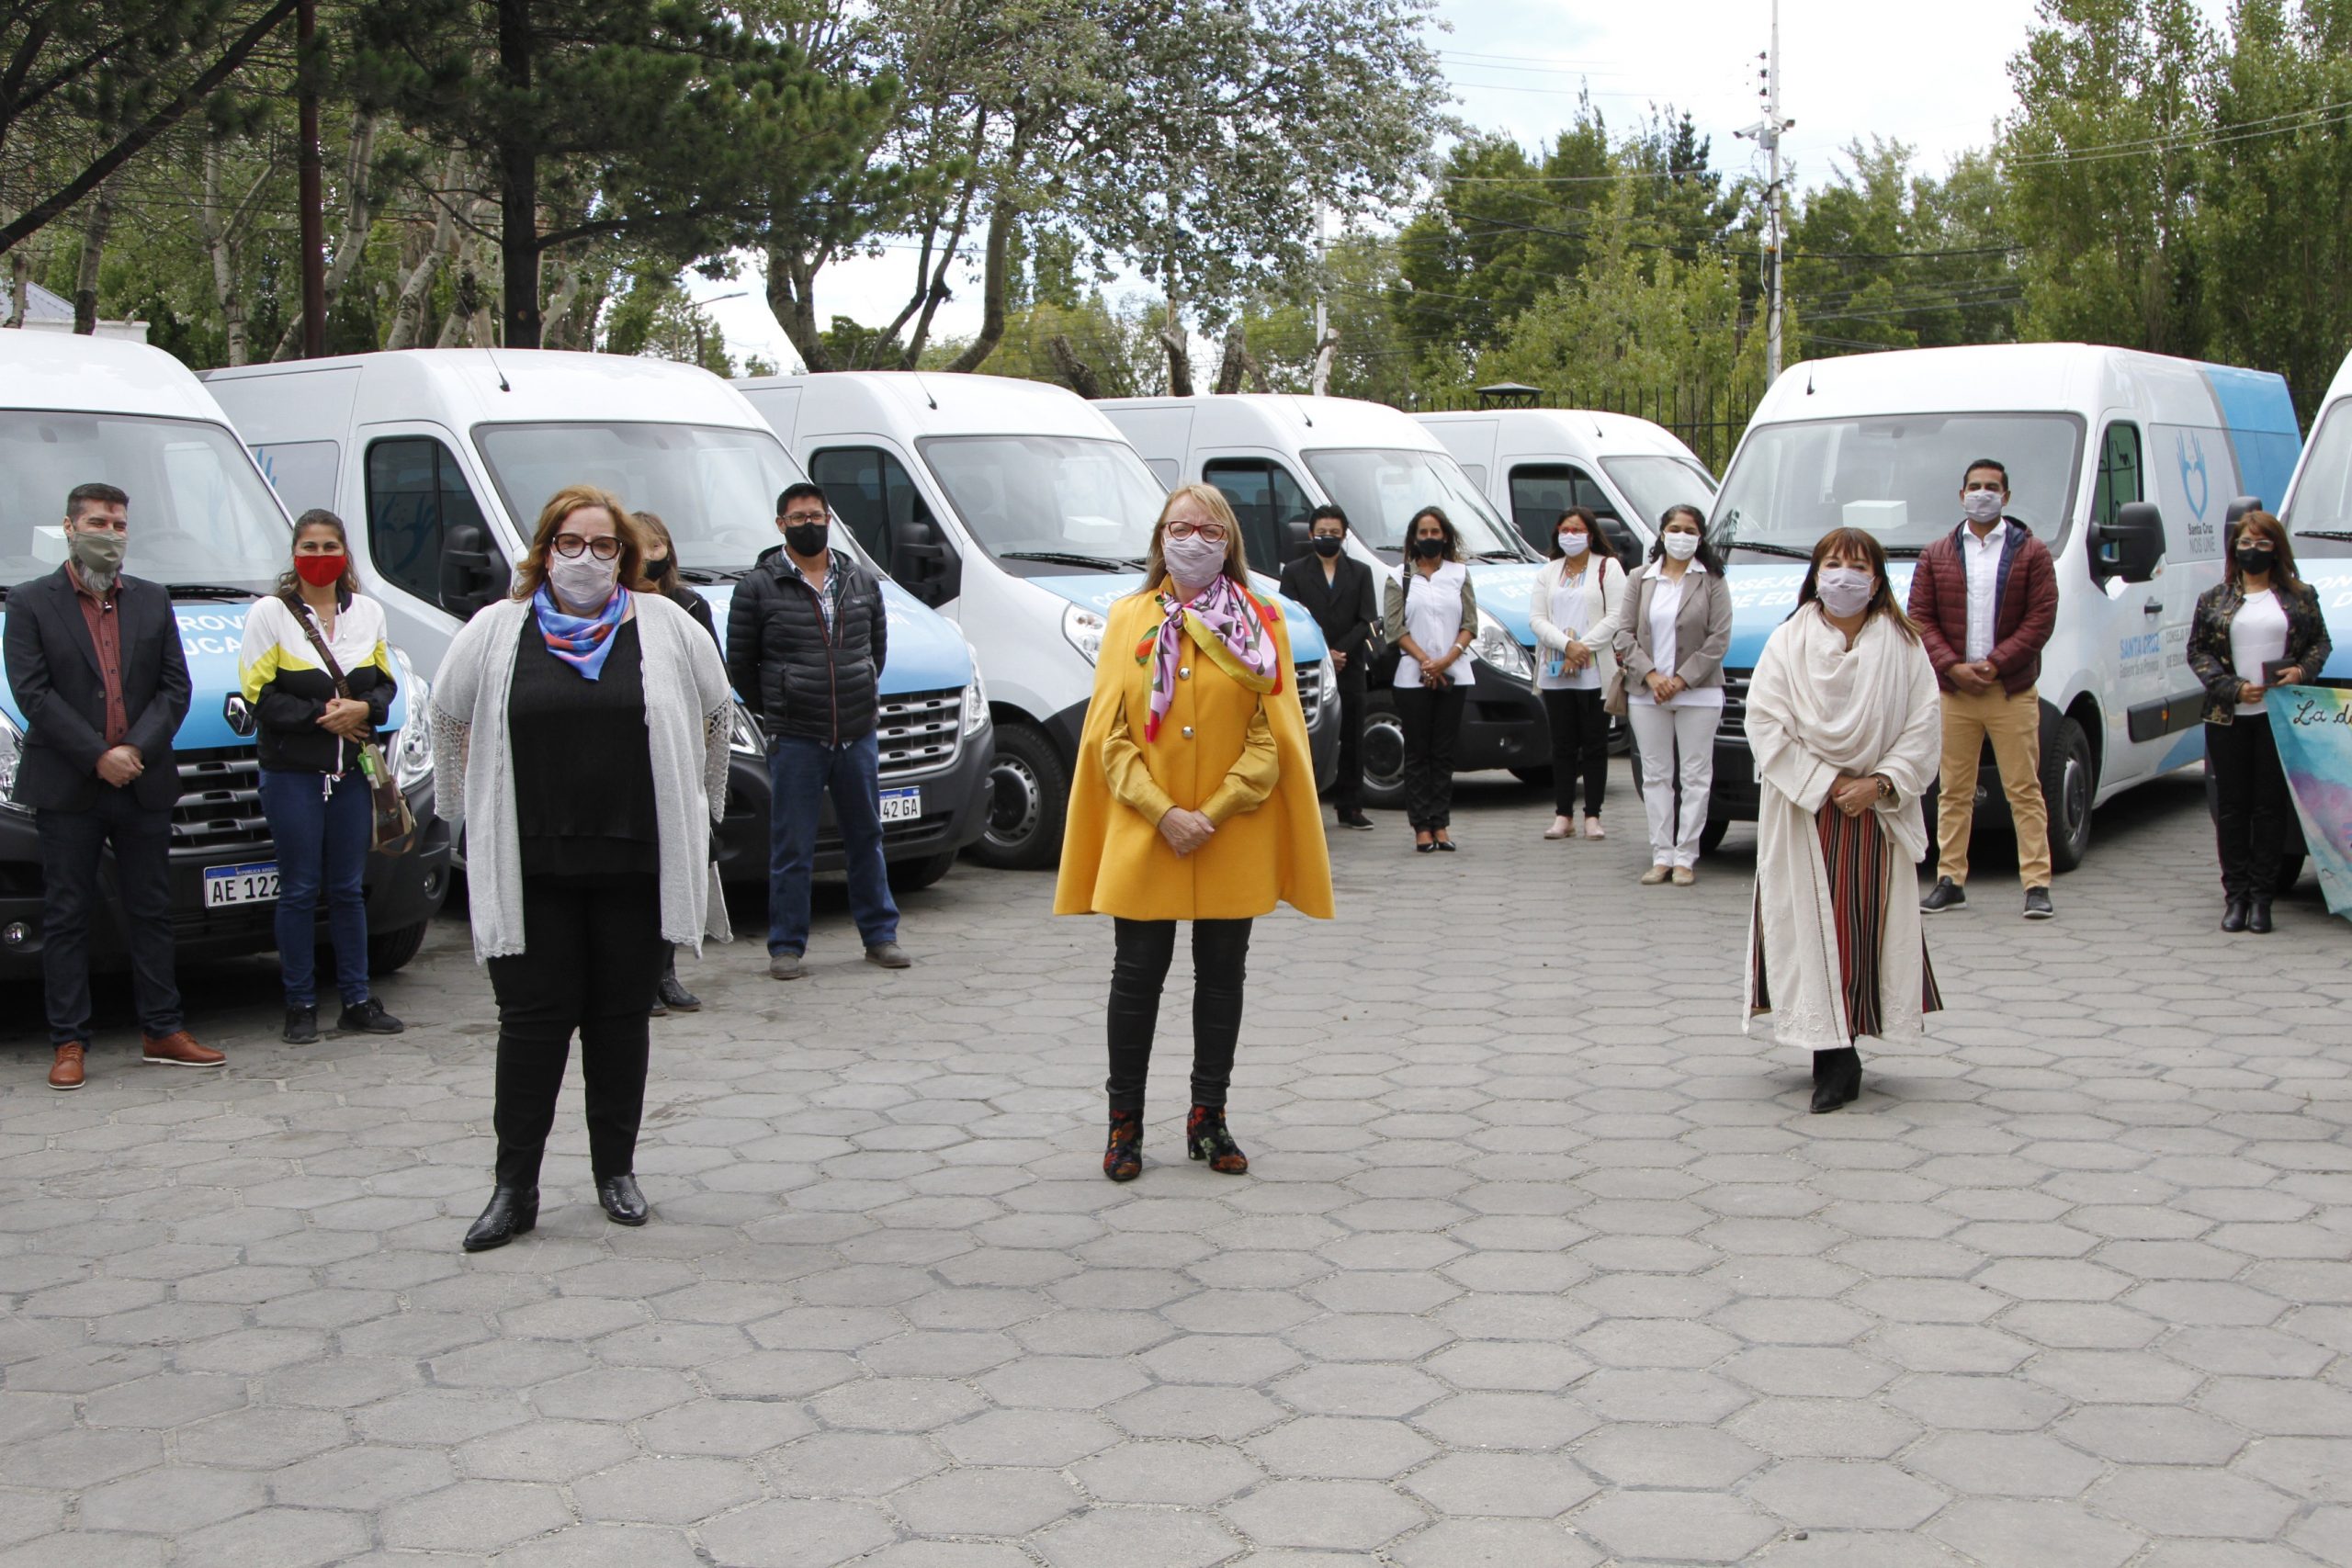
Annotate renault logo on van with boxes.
[2177,429,2210,520]
[222,694,256,738]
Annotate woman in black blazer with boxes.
[1277,503,1379,830]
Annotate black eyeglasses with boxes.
[551,535,622,560]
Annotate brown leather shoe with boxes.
[48,1043,85,1091]
[141,1031,224,1068]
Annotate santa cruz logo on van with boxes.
[2177,429,2210,520]
[2120,631,2164,662]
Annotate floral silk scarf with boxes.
[1133,575,1280,740]
[532,583,629,680]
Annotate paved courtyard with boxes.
[3,761,2350,1568]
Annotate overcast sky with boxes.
[691,0,2233,372]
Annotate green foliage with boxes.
[1787,141,2020,355]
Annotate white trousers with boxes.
[1627,701,1723,868]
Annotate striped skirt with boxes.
[1754,807,1942,1040]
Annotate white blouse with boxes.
[2230,589,2290,715]
[1627,565,1724,709]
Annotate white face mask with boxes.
[1962,490,2005,525]
[1557,531,1589,558]
[1815,566,1876,618]
[1161,530,1228,592]
[548,550,620,611]
[1661,531,1700,561]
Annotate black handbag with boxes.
[1363,569,1409,687]
[286,597,420,855]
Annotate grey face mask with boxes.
[70,528,127,580]
[1162,531,1227,592]
[547,551,619,611]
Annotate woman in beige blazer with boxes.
[1613,504,1735,885]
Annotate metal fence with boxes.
[1408,382,1759,475]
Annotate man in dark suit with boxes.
[4,482,220,1089]
[1278,503,1379,829]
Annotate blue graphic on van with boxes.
[2199,363,2303,508]
[2306,563,2352,680]
[1021,574,1331,662]
[2178,429,2210,521]
[692,581,975,694]
[1722,562,1921,670]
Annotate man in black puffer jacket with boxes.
[727,482,910,979]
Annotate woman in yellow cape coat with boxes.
[1054,483,1334,1184]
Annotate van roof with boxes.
[1418,407,1703,460]
[1099,392,1445,452]
[744,370,1125,441]
[1754,343,2299,433]
[2319,350,2352,412]
[204,348,768,430]
[1,333,230,423]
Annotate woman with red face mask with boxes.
[238,509,407,1045]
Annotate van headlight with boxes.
[729,700,765,757]
[0,709,29,815]
[961,644,989,736]
[1472,608,1532,682]
[390,653,435,791]
[1062,602,1107,665]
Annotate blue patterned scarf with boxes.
[532,583,629,680]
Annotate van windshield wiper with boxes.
[674,566,728,584]
[2293,529,2352,542]
[1473,549,1527,563]
[163,583,259,601]
[1000,550,1136,572]
[1726,541,1817,560]
[1879,545,1924,558]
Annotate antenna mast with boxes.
[1738,0,1795,382]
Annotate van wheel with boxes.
[1701,818,1730,853]
[366,921,427,976]
[2276,852,2306,897]
[888,849,958,892]
[973,724,1069,871]
[2041,716,2094,874]
[1359,705,1408,811]
[1509,765,1554,785]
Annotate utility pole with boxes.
[296,0,326,357]
[1736,0,1794,382]
[1309,205,1335,398]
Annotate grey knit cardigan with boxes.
[430,592,733,963]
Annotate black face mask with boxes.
[785,523,829,558]
[1311,536,1343,558]
[2235,545,2275,578]
[1412,536,1446,559]
[646,553,675,582]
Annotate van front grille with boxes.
[172,749,272,852]
[878,690,964,778]
[1295,661,1326,727]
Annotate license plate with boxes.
[204,862,279,907]
[878,787,922,823]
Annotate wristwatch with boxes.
[1873,774,1894,800]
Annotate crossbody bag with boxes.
[286,598,420,855]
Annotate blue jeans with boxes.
[766,732,899,956]
[257,769,372,1008]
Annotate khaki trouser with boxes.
[1936,684,2053,889]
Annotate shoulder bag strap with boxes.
[285,596,353,698]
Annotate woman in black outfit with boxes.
[1383,506,1479,852]
[636,511,715,1014]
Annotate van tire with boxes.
[1509,765,1554,785]
[973,723,1069,871]
[1359,702,1409,811]
[1701,818,1730,853]
[888,849,958,893]
[367,921,428,976]
[2041,716,2094,874]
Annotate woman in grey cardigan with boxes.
[431,484,732,1251]
[1614,504,1735,885]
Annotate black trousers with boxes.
[485,873,665,1187]
[1331,671,1367,812]
[1394,682,1466,830]
[36,790,183,1046]
[1106,918,1252,1112]
[2207,718,2293,898]
[1542,686,1609,818]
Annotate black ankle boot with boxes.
[597,1173,649,1226]
[1103,1109,1143,1182]
[657,945,700,1012]
[2247,897,2275,934]
[1185,1105,1250,1173]
[463,1186,538,1252]
[1810,1047,1862,1113]
[2222,896,2250,932]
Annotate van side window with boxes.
[1508,464,1615,553]
[1203,458,1312,567]
[809,446,938,578]
[365,436,494,605]
[2093,423,2143,529]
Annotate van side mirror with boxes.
[1282,517,1311,564]
[2223,495,2263,525]
[890,518,960,607]
[2095,501,2165,584]
[439,523,508,616]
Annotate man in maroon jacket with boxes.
[1905,459,2061,919]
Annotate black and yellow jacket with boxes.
[2186,578,2332,726]
[237,591,398,773]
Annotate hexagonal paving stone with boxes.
[1222,1478,1430,1551]
[893,1466,1085,1536]
[1074,1440,1266,1505]
[458,1417,641,1482]
[271,1444,457,1508]
[1245,1415,1438,1480]
[1034,1507,1244,1568]
[381,1479,573,1551]
[78,1466,268,1534]
[1906,1431,2103,1498]
[1747,1459,1949,1530]
[1573,1489,1783,1562]
[698,1499,898,1568]
[1403,1451,1599,1517]
[578,1455,762,1525]
[1575,1424,1766,1489]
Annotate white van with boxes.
[204,351,991,891]
[0,333,447,980]
[1416,407,1717,561]
[1100,394,1552,807]
[2277,349,2352,687]
[1706,342,2303,870]
[736,372,1337,870]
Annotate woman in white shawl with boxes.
[1745,527,1943,1112]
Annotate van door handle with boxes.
[2143,599,2163,615]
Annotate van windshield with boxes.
[1302,447,1536,562]
[472,421,813,575]
[1715,413,2084,560]
[917,434,1167,573]
[0,412,288,590]
[2282,399,2352,559]
[1600,455,1717,531]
